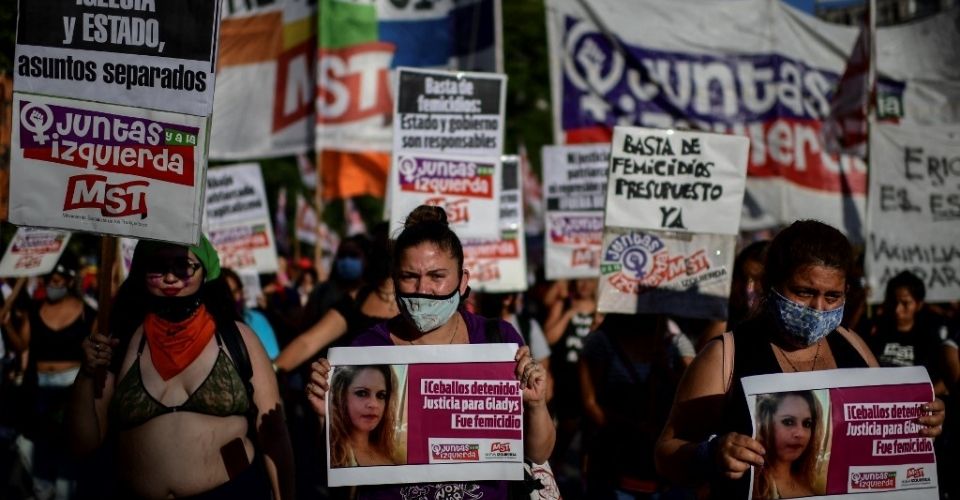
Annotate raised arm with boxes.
[516,346,555,464]
[274,308,348,373]
[68,331,119,456]
[654,337,765,486]
[543,301,572,345]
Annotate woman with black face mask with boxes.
[68,237,294,499]
[654,220,946,499]
[7,258,94,497]
[304,205,556,499]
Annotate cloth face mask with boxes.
[396,287,461,333]
[335,257,364,281]
[770,289,844,347]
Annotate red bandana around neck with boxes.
[143,305,216,380]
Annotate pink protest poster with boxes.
[326,344,524,487]
[743,367,938,500]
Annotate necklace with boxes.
[407,315,460,345]
[776,339,822,373]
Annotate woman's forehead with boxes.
[787,264,846,288]
[401,242,456,267]
[351,368,387,386]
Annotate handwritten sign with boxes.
[327,344,523,487]
[203,163,279,273]
[866,124,960,304]
[743,367,937,500]
[542,143,608,279]
[596,227,735,319]
[0,227,71,277]
[14,0,222,116]
[605,126,748,235]
[9,93,207,244]
[463,156,527,293]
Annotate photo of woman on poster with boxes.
[329,364,404,468]
[753,391,828,499]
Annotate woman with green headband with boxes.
[68,237,294,499]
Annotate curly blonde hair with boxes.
[329,365,399,467]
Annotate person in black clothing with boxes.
[867,270,948,395]
[654,220,946,499]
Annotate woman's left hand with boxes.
[515,346,547,406]
[917,398,946,438]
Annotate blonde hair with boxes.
[752,391,825,499]
[329,365,398,467]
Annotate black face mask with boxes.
[146,290,203,322]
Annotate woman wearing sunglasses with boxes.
[68,237,294,499]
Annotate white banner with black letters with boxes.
[866,124,960,304]
[14,0,223,115]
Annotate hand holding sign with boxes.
[515,345,547,406]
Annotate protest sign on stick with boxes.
[866,124,960,304]
[8,93,208,245]
[597,127,746,317]
[14,0,223,116]
[203,163,279,274]
[389,68,507,238]
[542,143,608,279]
[743,367,937,500]
[327,344,523,487]
[0,227,71,277]
[463,156,527,293]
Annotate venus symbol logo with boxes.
[398,157,418,182]
[20,103,54,145]
[621,247,649,279]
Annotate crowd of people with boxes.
[0,211,957,500]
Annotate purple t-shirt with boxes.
[351,309,524,500]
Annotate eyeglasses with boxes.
[145,258,203,280]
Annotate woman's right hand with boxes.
[81,333,119,376]
[714,432,766,480]
[306,359,331,417]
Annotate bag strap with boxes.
[221,320,258,437]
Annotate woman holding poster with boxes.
[68,238,294,500]
[654,220,945,499]
[752,391,825,499]
[306,205,555,498]
[329,364,400,467]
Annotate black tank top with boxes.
[28,301,95,362]
[711,313,869,499]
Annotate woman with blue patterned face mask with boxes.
[303,205,557,500]
[655,220,947,500]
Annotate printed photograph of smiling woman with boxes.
[329,364,409,468]
[752,390,831,500]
